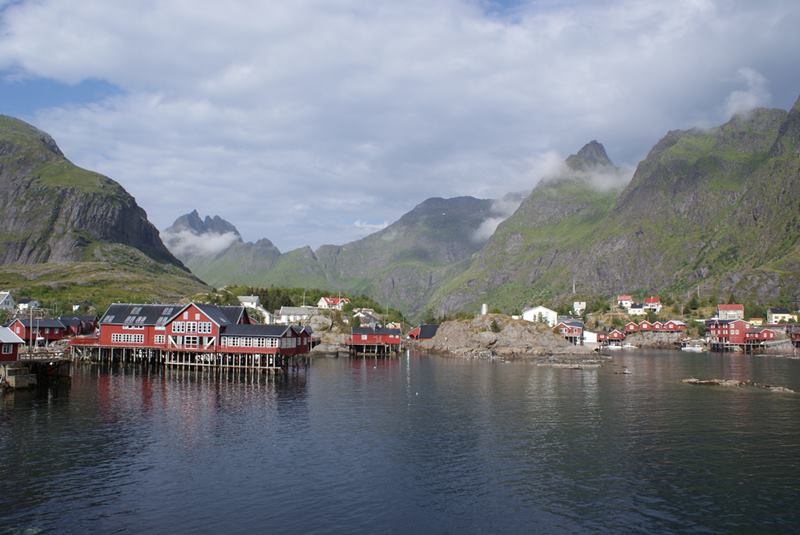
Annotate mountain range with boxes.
[165,97,800,318]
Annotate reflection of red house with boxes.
[1,327,25,361]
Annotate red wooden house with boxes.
[624,322,639,333]
[1,326,25,361]
[408,324,440,340]
[350,327,402,347]
[638,320,653,331]
[7,319,67,345]
[663,320,687,332]
[556,320,584,345]
[652,321,663,331]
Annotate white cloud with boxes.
[161,229,240,257]
[0,0,798,249]
[724,67,771,118]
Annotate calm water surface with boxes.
[2,351,800,534]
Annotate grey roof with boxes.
[58,316,82,327]
[191,303,234,326]
[222,324,289,337]
[218,305,247,324]
[768,307,791,314]
[352,327,401,335]
[100,303,182,326]
[13,319,66,329]
[0,326,24,344]
[560,320,584,328]
[278,306,316,316]
[77,315,97,323]
[417,324,439,339]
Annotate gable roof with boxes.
[320,296,350,305]
[617,295,633,301]
[718,304,744,311]
[418,324,439,339]
[768,307,791,314]
[58,316,83,327]
[12,319,66,329]
[218,305,247,324]
[0,326,24,344]
[278,306,316,316]
[644,296,660,304]
[100,303,182,326]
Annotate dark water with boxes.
[2,351,800,534]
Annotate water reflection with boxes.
[1,352,799,534]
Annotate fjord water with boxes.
[2,352,799,534]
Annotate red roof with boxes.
[644,296,660,304]
[321,297,350,305]
[617,295,633,301]
[718,304,744,311]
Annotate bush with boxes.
[490,320,501,333]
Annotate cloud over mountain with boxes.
[1,0,799,248]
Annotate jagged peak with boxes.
[565,140,613,171]
[167,210,241,237]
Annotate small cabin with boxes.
[0,326,25,361]
[408,324,440,340]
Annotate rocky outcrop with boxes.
[416,314,594,359]
[623,331,684,349]
[0,115,184,268]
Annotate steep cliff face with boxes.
[0,115,183,267]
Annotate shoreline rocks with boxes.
[415,314,597,361]
[682,377,796,393]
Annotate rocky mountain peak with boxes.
[167,210,241,237]
[565,140,613,171]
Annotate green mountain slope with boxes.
[165,196,499,315]
[428,103,800,315]
[0,116,207,308]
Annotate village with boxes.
[2,287,800,389]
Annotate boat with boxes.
[680,340,705,352]
[622,343,638,349]
[604,344,623,350]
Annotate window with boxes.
[172,322,185,333]
[187,322,198,333]
[154,335,166,345]
[361,335,367,341]
[111,333,144,344]
[2,344,12,355]
[184,336,198,346]
[198,322,212,334]
[123,325,144,330]
[195,313,200,321]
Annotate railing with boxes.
[18,348,67,360]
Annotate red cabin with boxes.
[624,322,639,333]
[408,324,440,340]
[653,321,664,331]
[663,320,687,332]
[1,327,25,361]
[350,327,402,347]
[7,318,67,345]
[639,321,653,331]
[607,329,625,341]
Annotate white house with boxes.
[582,330,598,345]
[16,298,40,312]
[617,294,633,310]
[628,303,646,316]
[0,291,14,312]
[275,306,317,325]
[573,301,586,315]
[317,296,351,310]
[237,295,261,309]
[643,296,662,314]
[522,306,558,327]
[767,308,797,324]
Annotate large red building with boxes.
[350,327,401,347]
[85,302,311,358]
[706,319,775,347]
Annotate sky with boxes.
[1,0,799,251]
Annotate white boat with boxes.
[622,343,638,349]
[681,340,705,352]
[605,344,623,350]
